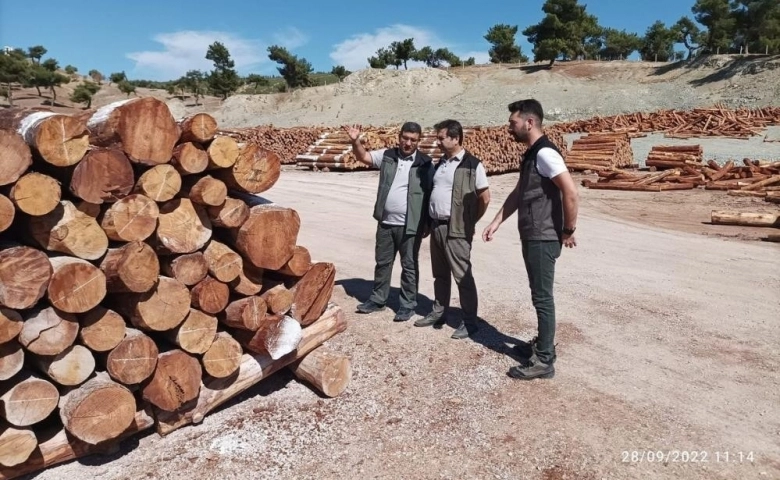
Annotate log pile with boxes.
[645,144,703,170]
[563,132,634,171]
[221,126,328,165]
[0,103,351,478]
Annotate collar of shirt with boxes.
[442,148,465,163]
[398,149,416,162]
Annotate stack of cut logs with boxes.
[645,144,703,170]
[0,99,350,478]
[563,132,634,171]
[220,125,328,165]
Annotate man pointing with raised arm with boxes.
[482,99,579,380]
[346,122,434,322]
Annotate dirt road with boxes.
[33,169,779,480]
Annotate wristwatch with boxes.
[562,227,576,235]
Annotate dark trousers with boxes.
[368,223,420,310]
[521,240,562,365]
[430,221,478,322]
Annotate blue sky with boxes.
[1,0,698,81]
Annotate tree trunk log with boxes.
[235,314,302,360]
[711,211,780,227]
[230,204,300,270]
[68,148,134,204]
[0,246,51,309]
[201,332,242,379]
[261,283,293,315]
[87,98,179,165]
[0,309,22,345]
[134,164,181,202]
[206,197,249,228]
[290,262,336,325]
[79,307,126,353]
[190,276,229,315]
[0,131,32,187]
[141,349,201,412]
[29,200,108,260]
[171,142,208,176]
[0,109,89,167]
[276,245,312,277]
[100,242,159,293]
[156,198,212,254]
[105,328,158,385]
[215,143,280,194]
[164,309,218,355]
[0,425,36,468]
[160,252,208,286]
[179,113,217,143]
[206,136,239,169]
[19,306,78,356]
[203,240,242,283]
[33,345,95,387]
[114,276,190,331]
[58,372,136,445]
[0,343,23,382]
[222,296,266,331]
[0,373,59,426]
[154,304,345,435]
[47,256,106,313]
[181,175,227,207]
[0,195,14,233]
[229,263,264,296]
[289,346,352,397]
[99,194,159,243]
[8,172,61,216]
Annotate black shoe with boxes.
[356,300,385,314]
[393,308,415,322]
[414,312,446,327]
[451,322,478,339]
[511,337,537,359]
[507,356,555,380]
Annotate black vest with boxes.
[517,135,564,241]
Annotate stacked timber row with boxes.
[220,125,328,165]
[0,100,351,479]
[563,132,634,171]
[645,144,703,170]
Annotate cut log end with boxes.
[0,426,37,467]
[0,194,14,233]
[0,374,59,427]
[201,332,242,379]
[142,350,202,412]
[20,307,79,356]
[232,204,300,270]
[0,130,33,187]
[100,242,160,293]
[30,200,109,260]
[9,172,61,216]
[70,148,134,204]
[106,328,159,385]
[156,198,212,254]
[290,347,352,398]
[134,164,182,202]
[47,256,107,314]
[100,194,160,243]
[79,307,127,352]
[179,113,217,143]
[0,246,52,310]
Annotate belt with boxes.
[431,217,449,225]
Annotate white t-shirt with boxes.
[429,149,488,220]
[535,147,567,178]
[370,149,415,226]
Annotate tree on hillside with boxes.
[412,46,439,67]
[205,41,240,99]
[389,38,416,69]
[27,45,47,64]
[64,65,77,74]
[368,47,396,69]
[267,45,313,89]
[245,73,270,89]
[118,80,136,97]
[330,66,351,81]
[70,81,100,108]
[692,0,736,53]
[731,0,780,54]
[88,69,103,84]
[599,28,642,59]
[0,49,31,106]
[183,70,205,105]
[484,24,528,63]
[640,21,677,61]
[672,17,704,59]
[109,71,127,85]
[522,0,601,66]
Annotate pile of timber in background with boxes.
[563,132,634,172]
[0,102,351,479]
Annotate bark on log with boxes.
[276,246,312,277]
[134,164,181,202]
[710,211,780,227]
[289,346,352,397]
[0,131,32,187]
[165,309,217,355]
[29,200,108,260]
[230,204,300,270]
[200,332,242,379]
[179,113,217,143]
[160,252,208,286]
[8,172,61,216]
[0,343,23,382]
[19,307,79,356]
[69,148,134,203]
[0,408,154,480]
[0,426,36,468]
[190,276,229,315]
[261,284,293,315]
[141,349,201,412]
[34,345,95,387]
[99,194,159,243]
[206,136,239,169]
[106,328,158,385]
[0,195,14,234]
[100,242,159,293]
[0,373,59,426]
[47,256,106,314]
[79,307,126,353]
[222,296,266,331]
[203,240,242,283]
[235,314,303,360]
[181,175,227,207]
[114,276,191,332]
[0,246,51,309]
[87,98,179,165]
[215,143,280,194]
[58,372,136,445]
[0,309,22,345]
[154,304,345,435]
[0,109,89,167]
[290,262,336,325]
[171,142,208,176]
[156,198,212,254]
[229,263,264,296]
[206,196,249,228]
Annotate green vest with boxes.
[373,148,433,236]
[439,152,481,240]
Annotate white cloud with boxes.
[273,27,309,50]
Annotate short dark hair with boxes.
[507,99,544,123]
[433,119,464,145]
[400,121,422,136]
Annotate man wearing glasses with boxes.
[346,122,434,322]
